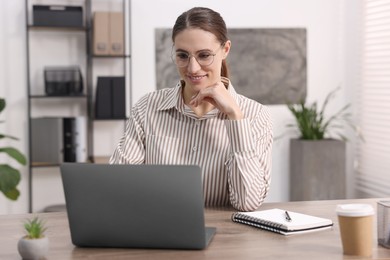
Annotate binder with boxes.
[111,77,126,118]
[95,76,126,119]
[74,117,87,162]
[95,77,112,119]
[63,118,76,162]
[232,208,333,235]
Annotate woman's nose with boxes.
[187,56,201,73]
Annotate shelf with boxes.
[94,117,128,121]
[28,25,88,32]
[93,156,110,164]
[31,156,110,167]
[31,156,111,167]
[26,0,131,213]
[31,162,60,168]
[92,55,131,58]
[29,94,88,99]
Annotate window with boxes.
[356,0,390,197]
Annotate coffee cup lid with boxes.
[336,204,374,217]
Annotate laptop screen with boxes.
[60,163,215,249]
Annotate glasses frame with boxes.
[171,44,224,68]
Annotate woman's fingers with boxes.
[189,82,243,119]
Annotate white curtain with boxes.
[356,0,390,197]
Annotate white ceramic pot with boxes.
[17,236,49,260]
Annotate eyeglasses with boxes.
[171,45,223,68]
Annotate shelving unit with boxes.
[25,0,131,213]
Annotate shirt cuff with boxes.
[224,118,254,153]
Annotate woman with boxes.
[110,7,273,211]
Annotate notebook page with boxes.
[235,208,333,231]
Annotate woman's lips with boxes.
[187,74,206,83]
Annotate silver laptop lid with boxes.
[60,163,215,249]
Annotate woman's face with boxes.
[173,28,230,94]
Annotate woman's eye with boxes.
[198,53,212,60]
[176,53,189,60]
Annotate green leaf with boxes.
[0,98,5,113]
[284,87,363,141]
[4,188,20,200]
[0,97,26,201]
[0,134,19,140]
[0,147,27,165]
[24,217,47,239]
[0,164,21,200]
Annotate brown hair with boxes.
[172,7,230,78]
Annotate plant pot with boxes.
[289,139,346,201]
[17,236,49,260]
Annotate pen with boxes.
[285,211,292,222]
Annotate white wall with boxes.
[131,0,357,202]
[0,0,361,214]
[0,0,29,214]
[342,0,363,199]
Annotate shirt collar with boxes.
[157,81,183,111]
[157,77,240,112]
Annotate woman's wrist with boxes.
[227,109,244,120]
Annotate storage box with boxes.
[93,12,110,55]
[93,12,124,55]
[33,5,83,27]
[31,117,87,164]
[378,201,390,248]
[109,12,124,55]
[44,66,83,96]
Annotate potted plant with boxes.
[17,216,49,259]
[286,88,361,201]
[0,97,26,200]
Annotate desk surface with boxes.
[1,198,389,260]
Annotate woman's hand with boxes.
[189,82,244,120]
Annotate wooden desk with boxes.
[1,198,389,259]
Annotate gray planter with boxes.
[289,139,346,201]
[17,236,49,260]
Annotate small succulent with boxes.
[23,217,47,239]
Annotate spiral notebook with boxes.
[232,208,333,236]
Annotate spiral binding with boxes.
[231,212,287,234]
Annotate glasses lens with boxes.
[171,49,217,67]
[196,52,214,66]
[173,52,189,67]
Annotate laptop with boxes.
[60,163,216,250]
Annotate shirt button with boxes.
[195,121,200,126]
[192,146,197,152]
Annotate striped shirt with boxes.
[110,78,273,211]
